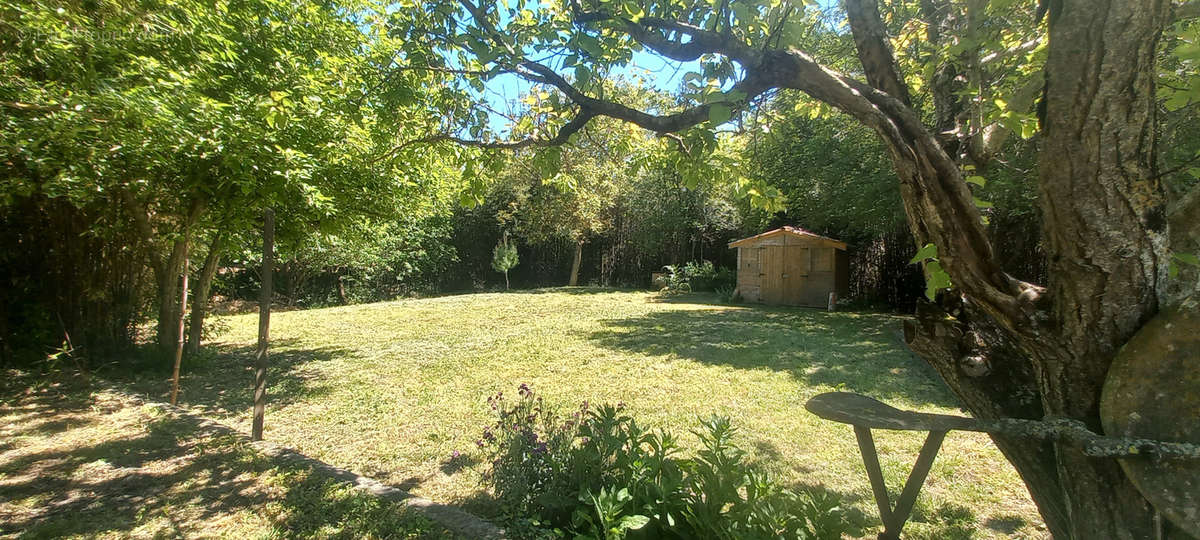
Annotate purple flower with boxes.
[476,439,485,449]
[451,450,461,459]
[518,383,531,397]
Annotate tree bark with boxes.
[186,232,224,355]
[120,190,207,358]
[1021,2,1169,536]
[252,209,274,442]
[169,237,189,406]
[568,239,583,286]
[336,272,348,304]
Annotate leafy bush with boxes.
[715,285,741,303]
[492,236,520,289]
[660,261,735,293]
[478,385,850,539]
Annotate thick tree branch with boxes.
[625,17,762,65]
[375,109,598,162]
[119,188,163,271]
[1175,1,1200,20]
[518,61,770,132]
[381,55,775,160]
[567,9,762,65]
[843,0,913,106]
[1,101,61,113]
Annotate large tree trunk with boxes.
[896,1,1170,537]
[1024,2,1168,536]
[186,232,224,355]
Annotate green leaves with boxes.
[909,243,939,264]
[574,65,592,87]
[707,103,734,125]
[923,261,954,301]
[910,243,954,301]
[1169,251,1200,279]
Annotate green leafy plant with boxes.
[492,234,520,290]
[715,285,740,303]
[909,243,954,301]
[661,261,735,293]
[478,385,850,539]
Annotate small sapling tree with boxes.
[492,233,519,290]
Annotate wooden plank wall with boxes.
[734,234,842,307]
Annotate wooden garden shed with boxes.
[729,226,849,307]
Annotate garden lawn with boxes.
[0,379,452,539]
[124,289,1044,538]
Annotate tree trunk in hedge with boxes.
[186,232,224,355]
[153,235,189,357]
[121,190,207,360]
[568,239,583,286]
[336,272,348,304]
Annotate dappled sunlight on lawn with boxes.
[0,380,448,538]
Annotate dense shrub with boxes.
[478,385,850,539]
[660,261,735,293]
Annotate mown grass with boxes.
[0,379,452,539]
[122,288,1045,538]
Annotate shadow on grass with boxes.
[587,304,957,408]
[0,391,446,538]
[106,339,347,417]
[782,477,1029,539]
[505,286,638,296]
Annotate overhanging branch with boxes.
[375,109,597,163]
[1176,1,1200,21]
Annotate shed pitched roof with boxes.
[727,226,847,250]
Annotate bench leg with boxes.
[853,427,947,540]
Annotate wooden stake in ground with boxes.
[252,209,274,441]
[169,232,190,406]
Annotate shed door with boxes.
[761,245,810,305]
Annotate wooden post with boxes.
[169,233,189,406]
[252,209,274,441]
[828,291,837,311]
